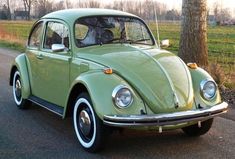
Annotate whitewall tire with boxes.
[73,93,109,152]
[12,70,29,109]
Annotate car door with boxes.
[27,20,71,107]
[35,20,71,107]
[26,21,44,97]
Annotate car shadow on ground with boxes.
[4,100,232,159]
[26,103,212,155]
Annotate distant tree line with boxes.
[0,0,233,23]
[211,2,232,25]
[0,0,11,19]
[0,0,180,21]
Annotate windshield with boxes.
[75,16,155,47]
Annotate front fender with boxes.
[68,71,146,119]
[10,54,31,99]
[189,67,221,108]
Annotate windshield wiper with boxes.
[108,38,121,43]
[106,38,151,44]
[126,38,151,44]
[106,38,127,44]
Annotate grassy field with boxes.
[154,22,235,55]
[0,20,234,87]
[0,20,34,51]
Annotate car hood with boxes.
[77,44,194,113]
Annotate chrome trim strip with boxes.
[103,102,228,127]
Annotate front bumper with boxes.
[103,102,228,127]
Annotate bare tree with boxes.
[34,0,53,18]
[219,8,232,22]
[22,0,34,20]
[179,0,208,67]
[64,0,72,9]
[82,0,101,8]
[165,9,180,21]
[53,1,65,11]
[213,2,232,24]
[92,0,167,21]
[213,2,219,22]
[2,0,11,19]
[142,0,155,21]
[113,0,125,11]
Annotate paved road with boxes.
[0,48,235,159]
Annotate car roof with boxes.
[41,8,138,23]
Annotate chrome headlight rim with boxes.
[200,79,217,100]
[112,85,133,109]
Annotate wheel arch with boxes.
[9,65,17,86]
[64,82,89,118]
[189,67,221,107]
[63,71,146,120]
[64,72,119,119]
[9,54,31,99]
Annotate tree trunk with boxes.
[28,6,31,20]
[179,0,208,67]
[6,0,11,20]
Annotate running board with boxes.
[28,96,64,117]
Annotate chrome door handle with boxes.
[36,54,43,60]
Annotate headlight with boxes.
[112,85,133,108]
[200,79,217,100]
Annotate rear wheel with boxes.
[73,93,109,152]
[13,70,30,109]
[182,118,213,136]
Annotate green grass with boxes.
[0,20,33,40]
[0,20,34,51]
[0,20,234,75]
[0,40,25,52]
[1,20,235,56]
[150,22,235,79]
[150,22,235,56]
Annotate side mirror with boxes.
[160,39,170,48]
[51,44,66,52]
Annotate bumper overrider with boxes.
[103,102,228,127]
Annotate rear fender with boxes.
[10,54,31,99]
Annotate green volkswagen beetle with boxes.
[9,9,228,152]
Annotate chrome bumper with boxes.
[103,102,228,127]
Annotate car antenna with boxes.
[154,4,161,49]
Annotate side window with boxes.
[28,22,43,48]
[43,22,70,49]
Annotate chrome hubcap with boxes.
[15,79,22,98]
[79,110,91,136]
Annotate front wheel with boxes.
[12,70,30,109]
[73,93,109,152]
[182,118,214,137]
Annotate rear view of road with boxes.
[0,48,235,159]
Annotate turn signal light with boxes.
[187,63,198,69]
[103,68,113,74]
